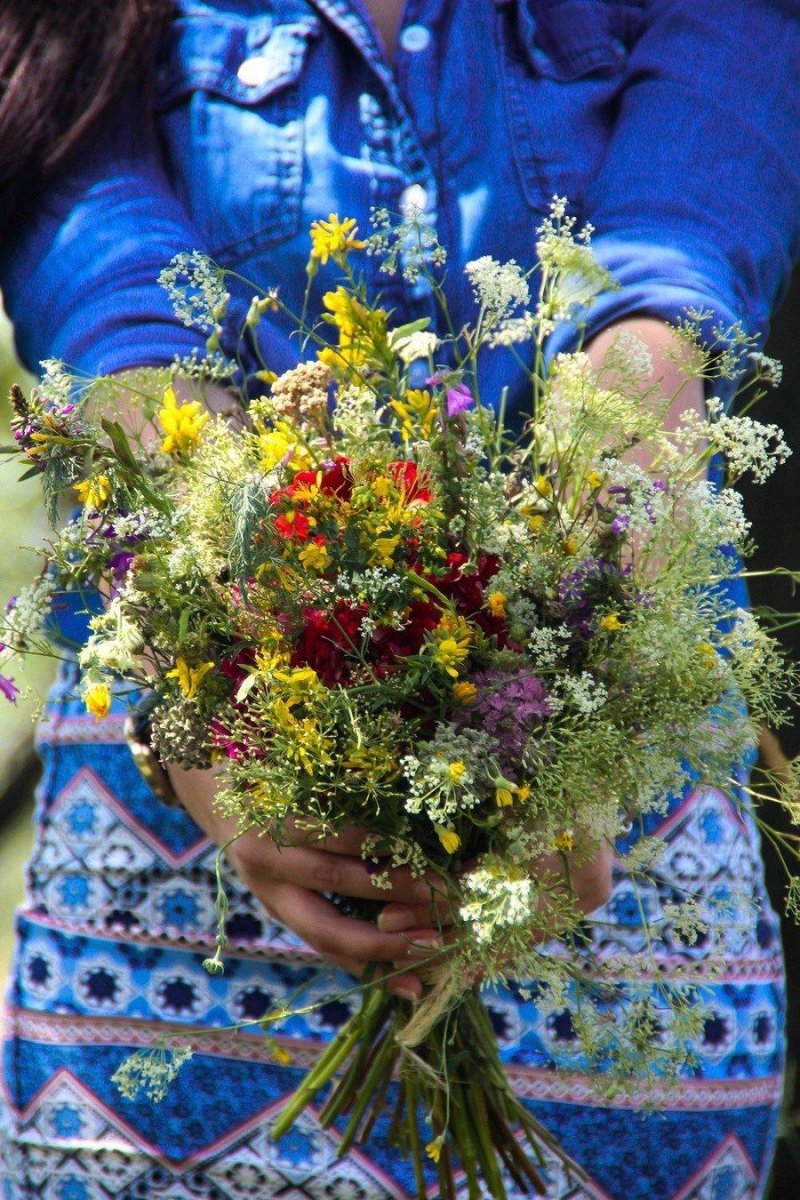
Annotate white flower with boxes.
[465,256,530,321]
[460,866,534,943]
[560,672,608,714]
[388,329,439,364]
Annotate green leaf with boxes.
[100,418,141,473]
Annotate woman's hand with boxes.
[378,839,615,941]
[168,765,443,1001]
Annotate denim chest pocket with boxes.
[156,6,320,262]
[496,0,643,213]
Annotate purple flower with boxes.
[5,597,17,613]
[426,371,475,418]
[610,513,631,535]
[457,667,551,771]
[108,551,136,583]
[445,383,474,418]
[0,675,19,703]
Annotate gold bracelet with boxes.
[124,706,182,809]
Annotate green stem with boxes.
[337,1023,400,1156]
[271,987,385,1140]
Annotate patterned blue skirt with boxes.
[0,664,785,1199]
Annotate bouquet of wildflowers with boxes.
[3,202,799,1197]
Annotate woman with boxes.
[0,2,798,1196]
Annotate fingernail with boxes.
[391,986,418,1004]
[407,935,443,953]
[378,908,416,932]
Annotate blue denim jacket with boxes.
[2,0,799,422]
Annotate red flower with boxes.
[291,601,367,685]
[290,456,353,500]
[388,460,432,504]
[274,510,311,540]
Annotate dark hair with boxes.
[0,0,171,221]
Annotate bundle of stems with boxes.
[271,979,583,1198]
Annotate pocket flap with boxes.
[503,0,627,79]
[157,10,321,107]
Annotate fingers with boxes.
[252,882,441,999]
[232,834,433,907]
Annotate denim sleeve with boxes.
[0,93,207,378]
[550,0,800,356]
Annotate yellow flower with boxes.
[600,613,623,632]
[529,514,547,535]
[167,657,214,699]
[448,761,466,785]
[84,682,112,720]
[257,425,313,472]
[562,536,579,556]
[309,214,365,264]
[272,1044,293,1066]
[697,641,717,669]
[554,829,575,852]
[585,470,603,490]
[74,474,112,510]
[534,474,553,498]
[369,534,401,567]
[273,666,322,695]
[390,389,436,441]
[452,680,477,705]
[298,541,331,572]
[426,1139,443,1163]
[486,591,507,619]
[435,826,461,854]
[433,637,470,678]
[158,385,210,456]
[495,786,514,807]
[371,475,393,499]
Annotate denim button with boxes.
[399,183,428,214]
[399,24,431,53]
[237,55,281,89]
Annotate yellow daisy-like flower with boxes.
[298,541,331,572]
[309,214,365,265]
[585,470,604,491]
[495,786,514,807]
[486,591,507,619]
[554,829,575,852]
[167,657,214,699]
[448,761,466,785]
[425,1139,443,1163]
[435,825,461,854]
[84,682,112,720]
[452,680,477,705]
[74,474,112,510]
[534,474,553,498]
[158,385,210,456]
[271,1043,293,1066]
[600,612,623,632]
[529,514,547,535]
[562,536,579,556]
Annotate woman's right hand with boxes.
[168,764,444,1001]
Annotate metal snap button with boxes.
[399,24,431,54]
[399,183,428,215]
